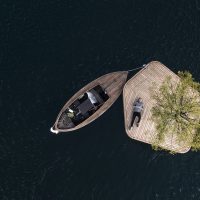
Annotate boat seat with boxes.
[90,89,104,104]
[71,99,80,108]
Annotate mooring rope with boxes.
[127,64,147,72]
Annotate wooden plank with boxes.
[123,61,191,153]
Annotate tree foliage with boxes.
[150,71,200,151]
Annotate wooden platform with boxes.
[123,61,191,153]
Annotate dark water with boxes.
[1,0,200,199]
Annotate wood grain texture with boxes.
[123,61,191,153]
[53,71,128,133]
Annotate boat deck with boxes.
[123,61,191,153]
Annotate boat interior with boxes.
[57,85,109,129]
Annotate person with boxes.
[86,91,98,106]
[130,97,144,129]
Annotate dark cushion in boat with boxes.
[90,89,104,104]
[77,99,94,115]
[72,100,80,107]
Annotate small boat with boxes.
[50,71,128,133]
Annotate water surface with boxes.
[1,0,200,199]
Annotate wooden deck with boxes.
[123,61,191,153]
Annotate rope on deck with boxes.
[127,64,147,72]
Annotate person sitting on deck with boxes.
[86,91,99,107]
[130,97,144,129]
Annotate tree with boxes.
[150,71,200,152]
